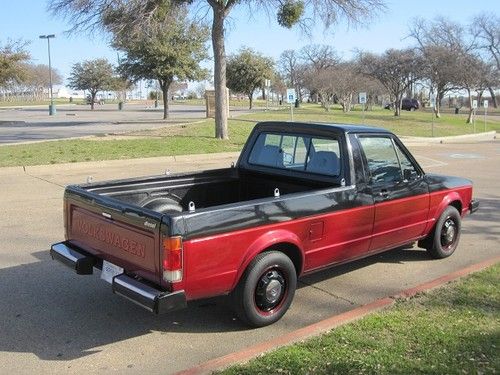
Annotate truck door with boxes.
[357,135,429,251]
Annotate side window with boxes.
[359,136,402,184]
[395,143,418,178]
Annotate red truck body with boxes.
[52,122,477,326]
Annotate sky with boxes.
[1,0,499,86]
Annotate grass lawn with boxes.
[219,263,500,375]
[0,104,498,167]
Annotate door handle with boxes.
[378,190,389,199]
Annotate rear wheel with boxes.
[232,251,297,327]
[425,206,462,259]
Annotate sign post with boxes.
[359,92,367,124]
[286,88,296,122]
[483,100,488,132]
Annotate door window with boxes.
[359,136,403,184]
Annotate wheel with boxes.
[140,197,183,213]
[232,251,297,327]
[425,206,461,259]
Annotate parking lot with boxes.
[0,140,498,374]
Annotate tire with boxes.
[425,206,462,259]
[232,251,297,327]
[141,197,183,214]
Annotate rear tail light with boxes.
[162,236,183,282]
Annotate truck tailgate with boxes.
[67,200,161,283]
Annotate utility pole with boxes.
[39,34,56,115]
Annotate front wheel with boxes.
[425,206,462,259]
[232,251,297,327]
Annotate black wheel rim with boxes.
[440,217,457,250]
[254,267,287,314]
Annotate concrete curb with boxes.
[401,131,496,145]
[176,256,500,375]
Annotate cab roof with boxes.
[255,121,393,135]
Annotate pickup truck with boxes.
[51,122,478,327]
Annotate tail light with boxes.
[162,236,183,282]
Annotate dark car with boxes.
[384,98,420,111]
[402,98,420,111]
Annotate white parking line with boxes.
[414,155,448,168]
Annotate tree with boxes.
[359,49,422,117]
[278,49,302,100]
[332,63,363,113]
[454,53,490,124]
[109,5,209,119]
[68,58,114,110]
[409,17,473,117]
[226,48,274,109]
[0,40,30,89]
[471,13,500,108]
[49,0,386,139]
[23,64,63,100]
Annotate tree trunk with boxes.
[90,91,96,110]
[466,89,473,124]
[435,90,442,119]
[160,78,173,120]
[261,87,266,101]
[211,5,229,139]
[488,86,498,108]
[248,93,253,109]
[394,97,401,117]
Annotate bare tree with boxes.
[454,53,490,123]
[408,17,473,117]
[49,0,385,139]
[331,63,364,113]
[359,49,422,116]
[471,13,500,107]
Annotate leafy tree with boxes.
[359,49,423,117]
[49,0,386,139]
[68,58,114,110]
[108,5,209,119]
[0,40,30,88]
[226,48,274,109]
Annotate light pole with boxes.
[39,34,56,115]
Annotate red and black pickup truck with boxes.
[51,122,478,327]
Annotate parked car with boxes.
[384,98,420,111]
[402,98,420,111]
[51,121,478,327]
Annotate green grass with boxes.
[0,104,498,167]
[0,98,87,107]
[219,264,500,375]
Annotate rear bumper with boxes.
[469,199,479,214]
[50,241,186,314]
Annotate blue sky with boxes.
[1,0,499,84]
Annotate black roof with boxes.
[255,121,392,135]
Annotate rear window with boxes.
[248,132,341,176]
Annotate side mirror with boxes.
[403,168,418,181]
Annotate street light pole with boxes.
[39,34,56,115]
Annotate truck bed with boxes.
[83,168,334,213]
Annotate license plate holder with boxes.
[101,260,124,284]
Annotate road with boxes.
[0,103,250,144]
[0,141,498,374]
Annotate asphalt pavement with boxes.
[0,140,498,374]
[0,103,250,144]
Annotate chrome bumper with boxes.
[50,241,186,314]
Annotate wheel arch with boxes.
[231,229,304,291]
